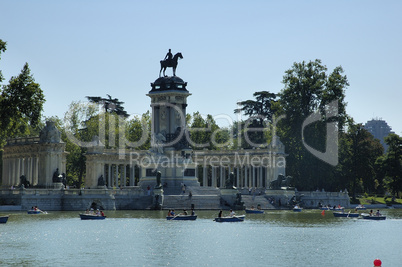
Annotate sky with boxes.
[1,0,401,135]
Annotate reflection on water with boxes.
[1,209,401,266]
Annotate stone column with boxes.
[212,167,217,188]
[220,166,223,188]
[236,167,240,188]
[130,165,135,186]
[115,164,119,187]
[203,166,207,187]
[123,164,127,187]
[108,164,112,188]
[252,166,255,188]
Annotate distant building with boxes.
[364,119,394,152]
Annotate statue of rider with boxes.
[164,49,173,66]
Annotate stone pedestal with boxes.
[153,187,164,210]
[53,182,64,189]
[220,188,244,210]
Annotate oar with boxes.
[347,210,350,218]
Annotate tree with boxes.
[0,39,6,83]
[340,123,383,198]
[0,62,45,147]
[126,111,151,150]
[277,59,349,190]
[382,133,402,197]
[187,112,230,150]
[234,91,277,148]
[87,95,129,118]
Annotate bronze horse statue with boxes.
[159,52,183,77]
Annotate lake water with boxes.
[1,209,401,266]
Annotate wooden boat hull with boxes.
[361,214,386,220]
[166,215,197,220]
[79,214,106,220]
[333,212,359,218]
[333,208,344,212]
[245,209,264,214]
[27,210,41,214]
[214,215,245,222]
[0,216,9,223]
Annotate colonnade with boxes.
[2,155,39,187]
[199,164,276,189]
[1,137,67,188]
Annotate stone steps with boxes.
[241,195,276,210]
[162,194,221,210]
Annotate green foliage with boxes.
[125,111,151,150]
[0,39,6,83]
[234,91,277,148]
[87,95,129,118]
[382,133,402,197]
[187,112,230,150]
[0,61,45,147]
[276,59,349,190]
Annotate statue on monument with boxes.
[52,168,61,183]
[97,175,105,186]
[269,174,293,190]
[20,175,30,188]
[225,172,236,189]
[159,49,183,77]
[151,132,166,155]
[155,171,162,189]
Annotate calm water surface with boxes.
[1,209,401,266]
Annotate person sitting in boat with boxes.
[96,209,100,216]
[218,210,223,218]
[369,209,373,216]
[90,208,95,215]
[191,209,195,216]
[229,209,236,217]
[376,210,381,216]
[100,210,105,217]
[181,209,188,215]
[85,209,90,214]
[171,210,175,216]
[294,205,299,209]
[167,210,172,216]
[257,204,261,210]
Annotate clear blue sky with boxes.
[1,0,401,135]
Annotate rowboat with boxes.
[166,215,197,220]
[355,205,367,210]
[27,210,42,214]
[319,206,344,211]
[0,215,9,223]
[79,214,106,220]
[361,213,386,220]
[332,207,345,212]
[245,209,264,214]
[333,212,359,218]
[214,215,245,222]
[293,207,303,212]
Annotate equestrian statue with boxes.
[159,49,183,77]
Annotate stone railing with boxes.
[6,137,40,145]
[0,187,145,197]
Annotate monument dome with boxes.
[150,76,188,92]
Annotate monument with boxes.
[139,50,200,191]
